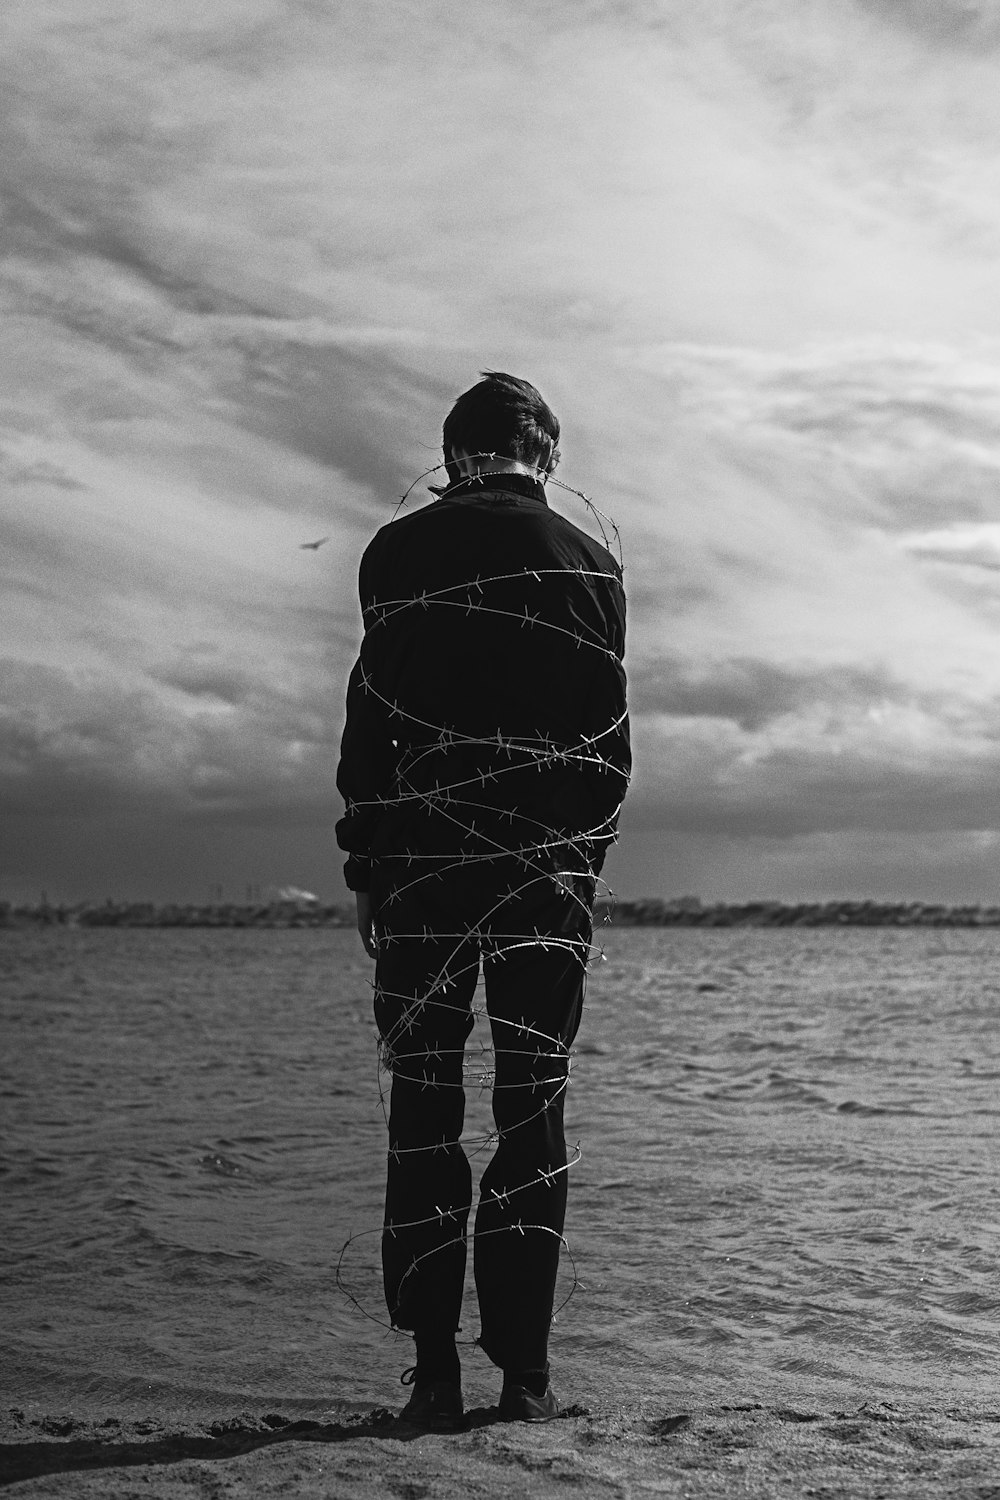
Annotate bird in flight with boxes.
[299,536,330,550]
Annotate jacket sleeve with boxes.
[335,539,400,892]
[580,569,630,874]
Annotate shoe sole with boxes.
[498,1396,560,1423]
[398,1408,467,1433]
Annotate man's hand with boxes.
[551,842,586,897]
[355,890,378,959]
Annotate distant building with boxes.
[270,885,320,907]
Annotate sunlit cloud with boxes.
[900,522,1000,570]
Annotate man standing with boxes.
[336,372,629,1426]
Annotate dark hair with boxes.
[442,371,561,476]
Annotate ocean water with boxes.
[1,925,998,1420]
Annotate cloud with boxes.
[900,522,1000,571]
[0,653,337,823]
[627,699,1000,838]
[630,655,900,731]
[5,0,1000,902]
[865,0,1000,50]
[150,661,258,708]
[609,823,1000,906]
[620,640,1000,874]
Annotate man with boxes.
[336,371,629,1426]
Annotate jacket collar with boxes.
[438,471,549,506]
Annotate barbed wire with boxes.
[336,457,627,1352]
[395,458,623,566]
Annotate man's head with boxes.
[442,371,561,482]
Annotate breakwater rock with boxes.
[599,897,1000,927]
[4,897,1000,929]
[0,900,356,929]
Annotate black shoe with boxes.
[498,1376,559,1423]
[398,1367,465,1430]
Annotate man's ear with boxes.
[449,446,472,479]
[536,436,559,477]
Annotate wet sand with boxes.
[3,1395,999,1497]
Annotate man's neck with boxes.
[454,453,544,482]
[440,468,548,505]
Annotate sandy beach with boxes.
[3,1391,1000,1498]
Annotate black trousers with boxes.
[371,859,593,1372]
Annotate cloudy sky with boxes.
[5,0,1000,905]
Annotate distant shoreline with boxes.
[4,897,1000,929]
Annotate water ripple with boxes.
[3,924,1000,1410]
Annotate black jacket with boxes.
[335,473,630,891]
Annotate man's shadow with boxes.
[0,1405,542,1488]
